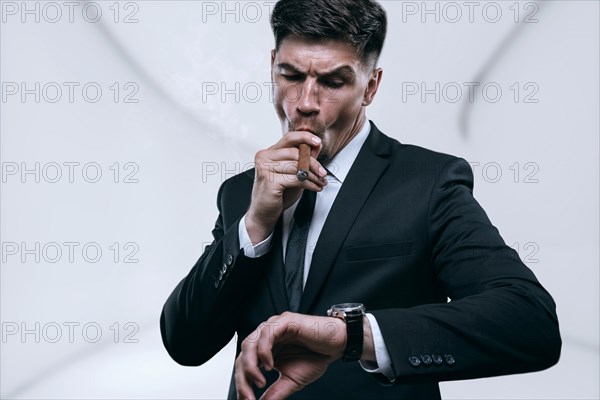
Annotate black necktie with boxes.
[284,189,317,312]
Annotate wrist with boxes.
[244,212,274,245]
[330,317,346,359]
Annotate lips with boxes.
[289,119,326,135]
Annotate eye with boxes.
[322,80,344,88]
[282,74,302,82]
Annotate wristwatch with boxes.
[327,303,365,361]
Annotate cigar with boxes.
[297,143,310,181]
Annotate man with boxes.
[160,0,561,398]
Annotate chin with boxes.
[317,144,331,164]
[317,153,330,165]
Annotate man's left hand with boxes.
[234,312,346,400]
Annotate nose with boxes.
[296,79,320,115]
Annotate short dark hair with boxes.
[270,0,387,67]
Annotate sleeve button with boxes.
[222,263,228,274]
[214,280,220,289]
[226,254,234,266]
[444,354,456,366]
[421,354,433,365]
[432,354,443,365]
[408,355,421,367]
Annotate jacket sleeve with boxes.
[160,178,269,366]
[371,157,561,383]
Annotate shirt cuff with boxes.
[359,313,395,382]
[238,214,272,258]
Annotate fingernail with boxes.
[312,136,321,144]
[319,166,326,176]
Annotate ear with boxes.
[362,68,383,106]
[270,49,277,81]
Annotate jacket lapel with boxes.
[299,122,393,313]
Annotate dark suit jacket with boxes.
[161,121,561,399]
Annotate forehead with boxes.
[275,37,362,73]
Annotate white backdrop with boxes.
[1,1,598,399]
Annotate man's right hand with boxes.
[244,131,328,245]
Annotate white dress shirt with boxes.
[238,119,394,381]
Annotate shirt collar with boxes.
[324,119,371,183]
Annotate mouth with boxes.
[288,118,326,136]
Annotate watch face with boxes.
[333,303,365,312]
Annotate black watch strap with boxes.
[327,303,365,362]
[343,312,364,361]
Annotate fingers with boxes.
[236,321,281,400]
[256,329,275,372]
[260,375,302,400]
[269,131,322,154]
[261,160,326,190]
[256,313,301,368]
[256,148,327,180]
[235,354,257,400]
[309,154,327,182]
[253,156,326,199]
[239,313,339,399]
[266,131,326,181]
[248,130,327,228]
[241,336,267,389]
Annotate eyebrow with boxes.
[277,63,356,78]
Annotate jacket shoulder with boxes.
[372,128,472,186]
[370,122,463,167]
[395,142,462,166]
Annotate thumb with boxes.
[259,375,302,400]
